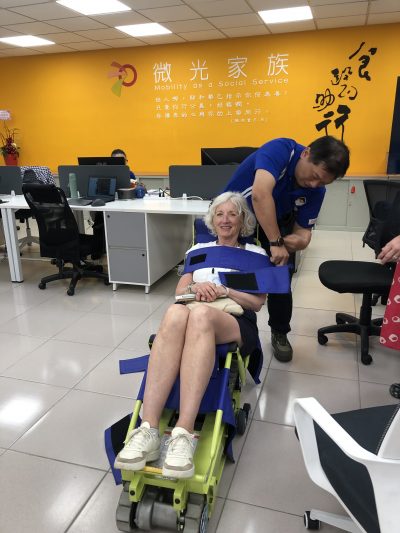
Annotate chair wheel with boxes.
[371,295,379,306]
[304,511,320,530]
[116,483,137,532]
[243,403,251,416]
[104,279,110,286]
[361,353,373,365]
[67,288,75,296]
[236,407,248,435]
[38,282,46,290]
[317,333,328,345]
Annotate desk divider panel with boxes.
[0,166,23,194]
[58,165,130,197]
[169,165,237,200]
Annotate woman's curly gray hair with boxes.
[204,192,256,237]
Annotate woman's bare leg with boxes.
[142,304,189,427]
[176,305,242,432]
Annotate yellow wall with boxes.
[1,23,399,174]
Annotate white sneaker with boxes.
[114,421,160,471]
[162,427,195,479]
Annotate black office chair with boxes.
[22,183,109,295]
[294,398,400,533]
[363,179,400,305]
[317,181,400,365]
[16,167,56,251]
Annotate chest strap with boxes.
[183,245,290,294]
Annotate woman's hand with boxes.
[378,235,400,264]
[192,281,220,302]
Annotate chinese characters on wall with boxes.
[152,53,289,124]
[313,42,378,140]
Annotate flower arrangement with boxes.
[0,122,20,156]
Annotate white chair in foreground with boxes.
[293,397,400,532]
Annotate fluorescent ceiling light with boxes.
[116,23,172,37]
[259,6,313,24]
[0,35,55,47]
[56,0,130,16]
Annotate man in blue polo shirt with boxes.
[223,136,350,362]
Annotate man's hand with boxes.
[283,224,312,253]
[270,245,290,265]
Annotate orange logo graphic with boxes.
[108,61,137,96]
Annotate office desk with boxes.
[0,196,209,292]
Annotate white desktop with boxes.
[0,195,209,292]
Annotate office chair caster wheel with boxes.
[361,353,373,365]
[104,279,110,286]
[317,333,328,345]
[67,287,75,296]
[38,282,46,290]
[371,294,379,306]
[304,511,320,530]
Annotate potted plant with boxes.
[0,123,20,165]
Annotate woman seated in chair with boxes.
[115,192,267,478]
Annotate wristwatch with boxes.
[269,236,285,246]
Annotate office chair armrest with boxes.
[294,398,400,532]
[294,398,399,464]
[293,398,395,497]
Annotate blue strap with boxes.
[119,342,263,384]
[183,245,290,294]
[119,355,149,375]
[218,267,290,294]
[183,245,270,272]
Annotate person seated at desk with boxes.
[111,148,136,184]
[115,192,267,478]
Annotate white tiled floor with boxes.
[0,230,398,533]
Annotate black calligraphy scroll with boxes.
[313,42,378,141]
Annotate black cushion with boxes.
[319,261,394,294]
[315,404,399,533]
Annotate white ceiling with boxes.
[0,0,399,57]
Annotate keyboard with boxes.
[68,198,92,206]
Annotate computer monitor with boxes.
[87,176,117,198]
[169,165,237,200]
[201,147,257,165]
[58,165,130,197]
[0,166,22,195]
[78,156,125,166]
